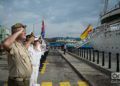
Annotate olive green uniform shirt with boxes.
[7,41,32,78]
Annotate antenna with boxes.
[103,0,109,14]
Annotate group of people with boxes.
[2,23,48,86]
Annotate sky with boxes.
[0,0,119,38]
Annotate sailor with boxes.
[3,23,32,86]
[39,37,47,71]
[26,35,42,86]
[63,43,67,54]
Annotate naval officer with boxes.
[3,23,33,86]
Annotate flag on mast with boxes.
[80,24,93,40]
[41,20,45,38]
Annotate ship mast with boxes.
[103,0,109,14]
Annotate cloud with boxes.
[0,4,4,10]
[43,20,85,37]
[0,0,107,37]
[0,4,5,24]
[12,0,30,9]
[2,11,40,26]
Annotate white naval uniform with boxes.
[28,45,42,86]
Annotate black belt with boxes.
[9,77,29,81]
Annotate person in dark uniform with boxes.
[63,44,67,54]
[39,39,49,71]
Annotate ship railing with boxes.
[100,1,120,16]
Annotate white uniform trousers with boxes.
[30,65,39,86]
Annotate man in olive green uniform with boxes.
[3,23,34,86]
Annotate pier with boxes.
[0,48,119,86]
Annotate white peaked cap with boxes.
[34,37,39,41]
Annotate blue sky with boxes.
[0,0,119,37]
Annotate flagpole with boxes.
[41,19,45,39]
[33,24,35,33]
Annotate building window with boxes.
[109,34,111,36]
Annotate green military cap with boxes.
[11,23,26,30]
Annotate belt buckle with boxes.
[24,78,28,81]
[15,77,24,81]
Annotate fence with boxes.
[67,47,120,72]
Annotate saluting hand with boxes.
[29,36,34,43]
[17,27,25,35]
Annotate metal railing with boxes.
[67,47,120,72]
[100,1,120,16]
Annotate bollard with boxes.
[82,49,84,58]
[83,49,85,58]
[89,49,91,61]
[81,49,82,57]
[78,49,79,56]
[84,49,85,59]
[75,48,76,54]
[87,49,89,60]
[77,48,78,55]
[108,52,111,69]
[97,50,99,64]
[116,53,119,72]
[86,49,88,59]
[82,49,83,58]
[73,48,74,53]
[80,49,81,57]
[87,49,88,60]
[76,48,78,55]
[81,49,83,58]
[74,48,75,53]
[93,50,95,62]
[102,51,105,66]
[83,49,84,58]
[71,49,72,53]
[80,49,81,56]
[85,49,86,59]
[76,49,77,54]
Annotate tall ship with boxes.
[79,0,120,54]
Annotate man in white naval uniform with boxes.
[39,37,47,70]
[26,35,42,86]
